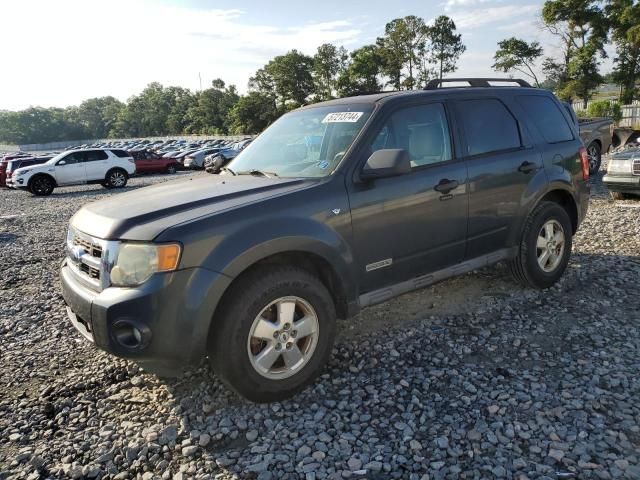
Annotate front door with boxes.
[347,102,468,293]
[55,152,87,185]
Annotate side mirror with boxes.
[57,160,66,165]
[360,149,411,180]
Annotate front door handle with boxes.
[434,178,459,194]
[518,161,537,174]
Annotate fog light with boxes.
[112,320,151,350]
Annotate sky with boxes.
[0,0,614,111]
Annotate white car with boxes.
[13,149,136,196]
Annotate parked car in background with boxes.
[1,152,32,187]
[5,157,52,188]
[13,149,136,196]
[204,139,253,174]
[60,78,590,402]
[578,117,613,175]
[184,148,222,169]
[131,150,181,174]
[603,146,640,200]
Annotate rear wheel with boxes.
[29,175,55,196]
[209,266,336,402]
[166,164,177,174]
[509,202,573,289]
[587,141,601,175]
[106,169,128,188]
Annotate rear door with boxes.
[347,101,468,293]
[55,152,87,185]
[452,96,544,259]
[83,150,109,181]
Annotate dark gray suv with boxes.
[61,78,590,402]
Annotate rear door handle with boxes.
[434,178,459,194]
[518,161,537,173]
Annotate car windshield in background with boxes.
[228,105,373,178]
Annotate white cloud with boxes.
[449,5,539,29]
[443,0,495,12]
[0,0,361,110]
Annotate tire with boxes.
[587,141,601,175]
[508,201,573,289]
[166,164,177,175]
[209,266,337,403]
[610,191,629,200]
[28,175,55,196]
[106,169,128,188]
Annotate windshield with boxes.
[228,105,373,178]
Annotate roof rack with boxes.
[424,78,532,90]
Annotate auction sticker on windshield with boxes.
[322,112,364,123]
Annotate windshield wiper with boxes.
[221,166,236,176]
[236,169,278,178]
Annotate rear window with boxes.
[517,95,574,143]
[111,149,131,158]
[458,99,521,156]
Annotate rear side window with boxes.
[111,149,131,158]
[458,99,521,156]
[85,150,108,161]
[517,95,574,143]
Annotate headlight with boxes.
[607,159,632,173]
[110,243,181,287]
[15,170,26,176]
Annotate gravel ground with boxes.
[1,169,639,480]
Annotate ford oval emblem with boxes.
[69,245,85,262]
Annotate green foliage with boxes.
[313,44,348,100]
[586,100,623,122]
[606,0,640,103]
[542,0,608,105]
[336,45,384,96]
[493,37,543,86]
[251,50,315,108]
[228,91,282,134]
[184,80,239,134]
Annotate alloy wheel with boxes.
[536,219,565,273]
[247,296,319,380]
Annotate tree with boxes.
[606,0,640,103]
[428,15,466,81]
[376,16,430,90]
[229,91,281,134]
[184,79,239,134]
[493,37,544,86]
[313,44,348,100]
[76,97,125,138]
[251,50,315,109]
[336,45,384,96]
[542,0,608,107]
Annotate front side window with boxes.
[367,103,452,168]
[228,105,373,178]
[458,99,521,156]
[58,152,84,165]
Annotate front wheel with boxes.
[29,175,55,196]
[106,169,128,188]
[209,266,336,402]
[166,164,177,174]
[508,202,573,289]
[587,142,601,175]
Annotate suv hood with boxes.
[14,164,49,175]
[71,174,312,240]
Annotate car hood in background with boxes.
[71,174,313,241]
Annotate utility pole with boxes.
[199,72,202,91]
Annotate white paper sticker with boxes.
[322,112,364,123]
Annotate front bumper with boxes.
[603,173,640,193]
[60,260,231,375]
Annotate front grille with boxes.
[633,159,640,176]
[67,228,114,291]
[73,236,103,258]
[79,263,100,279]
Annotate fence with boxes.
[2,134,251,153]
[571,100,640,128]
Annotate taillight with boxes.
[579,146,589,180]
